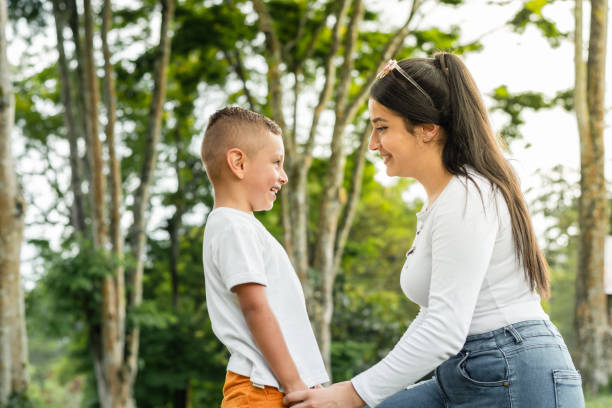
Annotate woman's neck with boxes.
[418,160,453,206]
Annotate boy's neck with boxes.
[213,184,253,214]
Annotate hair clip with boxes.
[376,59,398,80]
[375,59,435,106]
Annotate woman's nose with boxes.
[369,132,379,151]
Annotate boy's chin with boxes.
[252,202,274,212]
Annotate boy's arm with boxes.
[233,282,308,394]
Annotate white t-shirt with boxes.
[203,207,329,389]
[352,170,549,407]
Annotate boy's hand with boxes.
[283,379,308,395]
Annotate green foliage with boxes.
[586,393,612,408]
[1,392,39,408]
[25,240,101,408]
[8,0,48,31]
[32,238,120,333]
[134,226,227,407]
[528,166,579,351]
[412,27,483,55]
[331,161,421,381]
[14,66,63,148]
[508,0,567,48]
[172,2,257,85]
[490,85,572,140]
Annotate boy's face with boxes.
[243,131,288,211]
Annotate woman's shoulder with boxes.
[447,168,496,200]
[435,168,501,218]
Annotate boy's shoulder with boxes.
[204,207,266,244]
[206,207,256,227]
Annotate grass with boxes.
[585,393,612,408]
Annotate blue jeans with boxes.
[374,320,584,408]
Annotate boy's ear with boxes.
[226,148,247,179]
[419,123,440,144]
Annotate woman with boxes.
[283,53,584,408]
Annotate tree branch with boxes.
[125,0,176,396]
[252,0,291,153]
[101,0,125,368]
[283,0,309,59]
[574,0,588,139]
[83,0,107,249]
[302,0,351,162]
[334,122,370,271]
[222,48,256,111]
[52,0,87,235]
[335,0,363,116]
[296,3,329,68]
[344,0,421,121]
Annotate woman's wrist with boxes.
[339,380,366,407]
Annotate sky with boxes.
[6,0,612,289]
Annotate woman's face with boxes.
[368,98,421,178]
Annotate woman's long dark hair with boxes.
[371,52,549,298]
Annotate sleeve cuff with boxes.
[225,273,268,291]
[351,373,378,408]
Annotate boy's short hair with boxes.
[201,106,282,183]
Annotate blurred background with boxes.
[1,0,611,407]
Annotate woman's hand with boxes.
[283,381,365,408]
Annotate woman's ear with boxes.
[419,123,440,143]
[226,148,247,179]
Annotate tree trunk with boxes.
[67,0,93,209]
[169,128,183,311]
[54,0,175,406]
[81,0,123,405]
[52,0,86,235]
[252,0,421,374]
[124,1,175,405]
[0,0,28,402]
[574,0,610,393]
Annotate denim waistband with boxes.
[462,320,560,352]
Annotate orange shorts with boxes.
[221,371,284,408]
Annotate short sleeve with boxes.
[212,221,268,291]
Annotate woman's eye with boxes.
[376,126,387,132]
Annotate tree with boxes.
[495,0,612,391]
[573,0,611,393]
[0,0,29,403]
[246,0,480,372]
[46,0,176,406]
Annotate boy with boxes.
[201,106,329,407]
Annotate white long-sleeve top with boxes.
[351,170,548,407]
